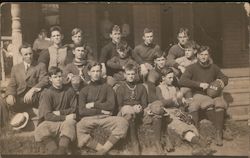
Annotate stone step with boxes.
[224,77,250,91]
[221,68,249,78]
[227,104,249,120]
[224,92,250,107]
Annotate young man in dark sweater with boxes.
[106,40,139,88]
[65,28,94,65]
[116,63,147,154]
[63,44,91,92]
[34,66,78,155]
[77,61,129,155]
[99,25,122,77]
[166,28,189,69]
[179,46,228,146]
[133,28,161,81]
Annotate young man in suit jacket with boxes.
[5,43,49,112]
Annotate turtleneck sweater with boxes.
[116,81,148,110]
[78,79,115,117]
[179,60,228,95]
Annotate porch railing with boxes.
[1,36,13,88]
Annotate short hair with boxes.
[110,25,121,34]
[73,43,87,50]
[185,40,200,50]
[48,66,62,77]
[124,63,138,73]
[116,40,128,51]
[87,60,102,71]
[177,27,190,37]
[198,45,210,54]
[143,28,153,35]
[39,29,47,35]
[71,28,83,36]
[50,26,62,34]
[19,43,32,53]
[161,67,174,76]
[152,50,166,60]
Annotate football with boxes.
[207,80,223,98]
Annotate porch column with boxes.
[11,3,22,65]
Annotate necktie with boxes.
[26,64,30,73]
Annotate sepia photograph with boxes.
[0,2,249,157]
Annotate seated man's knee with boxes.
[118,105,136,122]
[214,97,228,110]
[34,122,51,142]
[201,98,214,110]
[112,117,129,138]
[63,119,76,128]
[188,103,200,112]
[77,118,92,129]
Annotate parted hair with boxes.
[177,27,190,37]
[87,60,102,71]
[71,28,83,36]
[152,50,166,60]
[48,66,62,77]
[198,45,211,54]
[185,40,200,50]
[161,67,174,76]
[110,25,121,34]
[143,28,153,35]
[19,43,32,54]
[124,63,138,73]
[116,40,128,51]
[50,26,62,34]
[72,43,87,50]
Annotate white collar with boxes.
[23,62,30,70]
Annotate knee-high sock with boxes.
[214,109,224,132]
[43,137,58,154]
[86,138,103,151]
[206,108,215,125]
[189,111,199,127]
[59,136,70,148]
[152,117,162,143]
[100,135,119,153]
[129,121,139,145]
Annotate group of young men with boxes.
[0,24,229,155]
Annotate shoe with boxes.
[95,148,108,155]
[164,136,174,152]
[215,130,223,146]
[192,146,215,156]
[55,147,67,155]
[223,128,234,141]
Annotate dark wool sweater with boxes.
[65,43,94,65]
[116,82,148,110]
[107,56,138,81]
[133,43,161,65]
[38,85,77,122]
[179,61,228,95]
[99,42,118,63]
[78,80,116,117]
[63,62,90,85]
[166,44,185,68]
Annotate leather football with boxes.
[207,80,223,98]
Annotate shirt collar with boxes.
[23,62,30,69]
